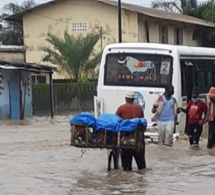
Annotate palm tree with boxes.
[152,0,215,17]
[151,0,215,47]
[41,31,101,82]
[1,0,37,45]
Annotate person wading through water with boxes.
[207,87,215,149]
[178,91,207,150]
[116,91,146,171]
[152,85,178,147]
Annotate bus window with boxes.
[180,59,215,96]
[104,53,173,87]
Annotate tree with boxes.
[0,0,37,45]
[41,31,101,82]
[151,0,215,47]
[152,0,210,16]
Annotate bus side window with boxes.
[181,59,215,96]
[180,60,188,97]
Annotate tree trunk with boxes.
[74,71,82,112]
[77,83,82,112]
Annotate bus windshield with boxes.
[104,53,173,87]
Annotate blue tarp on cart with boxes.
[69,112,96,128]
[118,118,147,132]
[70,113,148,132]
[96,114,122,132]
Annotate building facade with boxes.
[5,0,215,80]
[0,60,54,119]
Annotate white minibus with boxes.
[94,43,215,140]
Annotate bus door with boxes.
[180,60,194,135]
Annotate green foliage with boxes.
[33,82,96,95]
[151,0,215,47]
[32,82,97,113]
[152,1,184,13]
[40,31,101,82]
[1,0,37,45]
[152,0,207,15]
[78,76,89,84]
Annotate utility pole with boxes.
[96,26,103,53]
[118,0,122,43]
[99,26,103,53]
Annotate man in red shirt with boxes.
[178,91,207,149]
[116,91,146,171]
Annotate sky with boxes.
[0,0,210,13]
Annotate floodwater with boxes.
[0,116,215,195]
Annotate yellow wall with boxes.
[0,51,24,62]
[138,16,200,46]
[23,0,138,79]
[23,0,200,79]
[183,26,199,46]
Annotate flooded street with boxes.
[0,116,215,195]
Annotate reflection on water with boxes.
[0,115,215,195]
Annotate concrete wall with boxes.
[21,0,201,81]
[23,0,138,79]
[0,52,24,62]
[32,83,97,115]
[138,16,200,46]
[0,46,25,62]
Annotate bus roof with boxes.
[105,43,215,58]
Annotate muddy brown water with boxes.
[0,116,215,195]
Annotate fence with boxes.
[32,82,97,115]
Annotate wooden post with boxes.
[85,126,89,147]
[19,72,22,120]
[117,132,121,147]
[118,0,122,43]
[49,72,54,118]
[8,80,12,119]
[70,125,74,145]
[104,130,107,147]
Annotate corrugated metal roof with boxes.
[99,0,215,27]
[0,45,25,52]
[3,0,56,21]
[0,61,56,74]
[3,0,215,27]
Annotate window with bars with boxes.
[180,59,215,96]
[72,22,88,31]
[159,25,168,44]
[174,28,183,45]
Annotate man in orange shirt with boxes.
[116,91,146,171]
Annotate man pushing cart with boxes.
[69,92,147,171]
